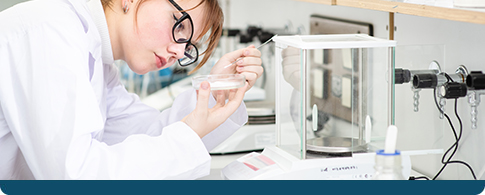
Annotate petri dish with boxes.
[192,74,246,90]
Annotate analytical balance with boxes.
[222,34,413,180]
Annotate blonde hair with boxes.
[101,0,223,74]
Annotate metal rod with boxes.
[358,48,364,144]
[302,49,307,159]
[223,34,278,69]
[388,47,395,126]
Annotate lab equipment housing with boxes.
[273,34,396,159]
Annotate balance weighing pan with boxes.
[306,137,367,153]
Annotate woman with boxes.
[0,0,263,179]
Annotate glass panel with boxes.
[365,47,394,151]
[306,47,392,155]
[274,34,396,160]
[394,44,445,152]
[300,35,375,43]
[274,44,302,158]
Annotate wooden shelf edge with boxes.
[297,0,485,25]
[297,0,335,5]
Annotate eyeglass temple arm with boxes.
[168,0,184,12]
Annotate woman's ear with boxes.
[122,0,135,13]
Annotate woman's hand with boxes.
[181,81,248,138]
[210,45,263,92]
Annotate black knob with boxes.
[413,74,437,89]
[440,82,467,99]
[258,31,275,44]
[395,68,411,84]
[466,71,485,90]
[247,26,262,37]
[239,34,253,44]
[223,29,240,37]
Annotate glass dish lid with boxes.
[192,74,246,90]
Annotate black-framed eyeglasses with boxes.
[168,0,198,67]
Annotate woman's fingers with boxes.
[227,88,238,101]
[214,90,226,108]
[235,56,261,67]
[225,83,248,110]
[195,81,211,112]
[183,82,248,138]
[211,46,261,75]
[237,71,262,91]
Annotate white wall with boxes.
[222,0,485,180]
[222,0,389,37]
[393,14,485,180]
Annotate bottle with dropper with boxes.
[372,125,406,180]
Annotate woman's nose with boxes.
[168,43,186,60]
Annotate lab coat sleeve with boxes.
[0,0,245,179]
[0,29,209,179]
[102,63,248,151]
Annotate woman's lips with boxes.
[155,54,166,69]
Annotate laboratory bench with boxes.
[198,152,428,180]
[198,153,247,180]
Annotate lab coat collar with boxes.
[86,0,114,65]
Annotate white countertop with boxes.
[198,153,248,180]
[198,152,429,180]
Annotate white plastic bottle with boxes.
[372,150,405,180]
[372,125,405,180]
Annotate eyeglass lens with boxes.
[173,17,193,43]
[172,13,198,65]
[179,43,197,66]
[174,18,198,66]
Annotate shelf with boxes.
[300,0,335,5]
[298,0,485,25]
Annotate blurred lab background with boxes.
[3,0,485,180]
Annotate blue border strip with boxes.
[1,180,484,195]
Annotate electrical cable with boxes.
[442,74,476,180]
[442,72,453,83]
[431,74,477,180]
[409,176,430,180]
[445,99,476,179]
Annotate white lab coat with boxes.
[0,0,247,180]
